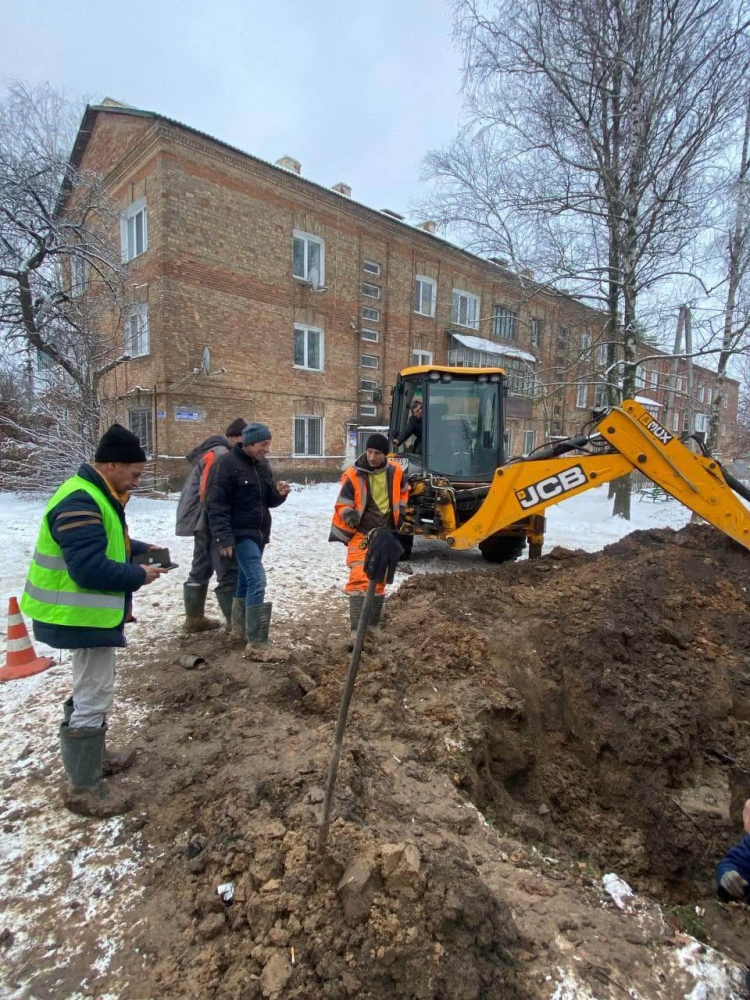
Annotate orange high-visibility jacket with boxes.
[329,459,409,544]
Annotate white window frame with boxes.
[451,289,480,330]
[412,349,433,366]
[361,354,379,369]
[695,413,710,434]
[293,324,324,372]
[414,275,437,318]
[576,383,588,409]
[292,230,325,284]
[71,255,87,297]
[635,365,646,389]
[698,385,705,403]
[648,370,659,389]
[673,410,681,432]
[360,404,377,417]
[120,197,148,262]
[124,302,150,358]
[597,343,608,366]
[360,378,378,392]
[530,318,542,347]
[127,406,153,458]
[492,305,518,341]
[523,429,535,456]
[362,307,380,322]
[581,332,591,356]
[361,328,379,343]
[362,282,381,299]
[363,260,381,276]
[293,414,324,457]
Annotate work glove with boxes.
[720,870,749,899]
[364,528,403,584]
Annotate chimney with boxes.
[488,256,509,267]
[381,208,405,220]
[332,182,351,198]
[275,155,301,175]
[520,268,535,281]
[418,220,437,234]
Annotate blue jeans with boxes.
[234,538,267,607]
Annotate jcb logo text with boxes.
[638,413,673,445]
[515,465,588,510]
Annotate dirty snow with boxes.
[0,483,718,998]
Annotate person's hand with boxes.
[147,543,161,550]
[364,528,404,585]
[219,545,234,558]
[141,564,168,585]
[277,481,292,496]
[720,870,749,899]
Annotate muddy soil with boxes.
[6,523,750,999]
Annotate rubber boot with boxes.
[215,587,235,631]
[243,602,289,662]
[347,594,366,651]
[230,598,246,640]
[371,595,385,627]
[101,721,136,777]
[183,583,221,633]
[60,723,133,818]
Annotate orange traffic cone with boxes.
[0,597,55,681]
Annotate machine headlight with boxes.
[441,373,452,382]
[490,374,501,382]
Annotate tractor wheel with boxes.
[478,533,526,564]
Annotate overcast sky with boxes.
[2,0,464,217]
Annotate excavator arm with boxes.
[446,399,750,553]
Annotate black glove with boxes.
[364,528,404,584]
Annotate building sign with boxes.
[156,411,167,419]
[175,406,204,422]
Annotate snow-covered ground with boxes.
[0,483,702,998]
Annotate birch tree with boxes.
[426,0,750,516]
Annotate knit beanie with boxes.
[225,417,248,438]
[242,422,272,446]
[95,424,147,464]
[366,433,389,454]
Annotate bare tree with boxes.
[0,81,128,454]
[425,0,750,516]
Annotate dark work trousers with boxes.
[187,529,238,594]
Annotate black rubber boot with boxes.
[215,587,235,630]
[183,584,221,633]
[60,723,133,818]
[371,595,385,626]
[230,598,246,640]
[244,602,288,662]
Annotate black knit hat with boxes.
[225,417,248,438]
[366,433,389,454]
[95,424,147,464]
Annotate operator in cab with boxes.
[393,399,423,454]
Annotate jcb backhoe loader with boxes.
[388,364,750,560]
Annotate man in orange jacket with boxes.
[329,433,409,643]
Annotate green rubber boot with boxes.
[348,594,366,650]
[230,598,246,640]
[60,723,133,818]
[243,602,289,662]
[215,587,235,630]
[183,584,221,633]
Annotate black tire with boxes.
[398,534,414,561]
[478,532,526,563]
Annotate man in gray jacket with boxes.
[176,418,246,631]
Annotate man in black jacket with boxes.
[393,399,423,453]
[21,424,167,818]
[207,422,291,660]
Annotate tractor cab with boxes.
[389,366,506,481]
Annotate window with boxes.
[648,370,659,389]
[362,307,380,322]
[673,411,681,432]
[493,306,518,340]
[581,332,591,357]
[523,429,535,455]
[530,318,543,347]
[294,415,323,456]
[121,198,148,262]
[124,303,150,358]
[576,384,588,408]
[362,282,381,299]
[361,328,379,342]
[128,407,153,457]
[360,404,377,417]
[412,349,433,366]
[556,326,570,352]
[707,387,713,405]
[293,230,325,284]
[594,380,608,408]
[695,413,710,434]
[635,366,646,389]
[451,289,480,330]
[363,260,381,276]
[293,324,324,371]
[698,385,705,403]
[414,275,437,317]
[71,255,87,297]
[597,343,608,366]
[361,354,379,368]
[361,378,378,392]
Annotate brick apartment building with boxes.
[67,99,740,479]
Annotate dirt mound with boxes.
[12,523,750,999]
